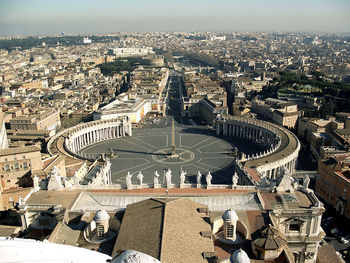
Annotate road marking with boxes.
[189,137,212,148]
[191,163,210,173]
[165,135,169,147]
[197,160,222,170]
[135,164,156,174]
[201,157,235,159]
[133,136,157,149]
[198,139,222,150]
[116,158,145,160]
[122,139,152,152]
[112,159,150,175]
[201,152,233,154]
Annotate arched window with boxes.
[97,224,105,238]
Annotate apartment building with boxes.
[0,146,43,189]
[10,109,61,131]
[316,156,350,220]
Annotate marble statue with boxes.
[197,171,202,185]
[303,175,310,189]
[276,172,294,193]
[126,171,133,189]
[261,176,270,187]
[154,171,160,186]
[279,166,287,177]
[18,195,24,206]
[180,170,186,185]
[165,169,172,188]
[47,166,64,191]
[232,172,239,186]
[33,175,40,191]
[64,178,74,189]
[137,172,144,186]
[206,172,212,185]
[72,174,80,187]
[102,171,108,185]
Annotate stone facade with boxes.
[270,189,325,263]
[48,117,132,161]
[216,116,300,181]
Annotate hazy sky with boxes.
[0,0,349,35]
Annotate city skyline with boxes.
[1,0,350,36]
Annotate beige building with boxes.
[252,98,300,129]
[21,80,47,91]
[0,112,8,149]
[317,156,350,220]
[272,103,301,129]
[10,109,61,131]
[182,72,228,123]
[298,117,344,144]
[335,112,350,129]
[52,89,74,100]
[0,145,43,189]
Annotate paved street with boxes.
[81,123,265,184]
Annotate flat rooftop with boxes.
[70,191,262,212]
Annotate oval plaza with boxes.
[48,113,300,185]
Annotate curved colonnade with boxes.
[47,117,132,161]
[216,116,300,180]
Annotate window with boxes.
[97,225,105,238]
[23,162,28,169]
[14,163,19,171]
[289,223,300,232]
[4,164,10,172]
[226,225,234,238]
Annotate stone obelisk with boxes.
[167,118,179,159]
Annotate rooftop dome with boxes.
[252,225,287,250]
[222,209,238,222]
[93,210,110,222]
[111,250,161,263]
[230,249,250,263]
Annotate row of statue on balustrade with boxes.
[125,169,240,189]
